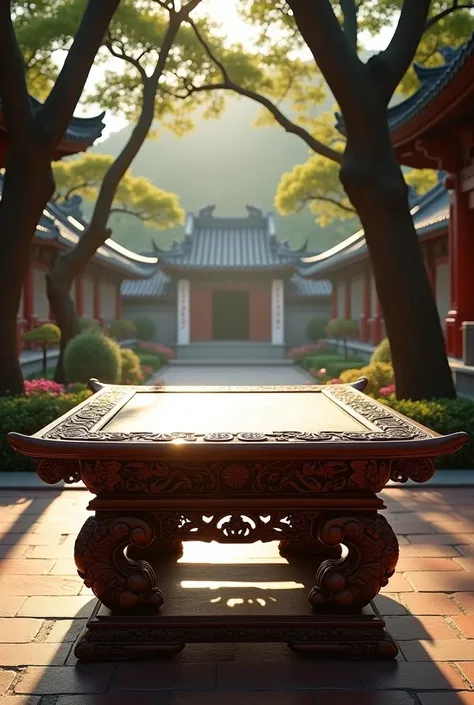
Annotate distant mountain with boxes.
[92,93,358,254]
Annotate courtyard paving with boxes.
[158,363,309,386]
[2,487,474,702]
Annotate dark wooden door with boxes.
[212,290,250,340]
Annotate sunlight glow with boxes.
[181,580,305,590]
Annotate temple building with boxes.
[122,205,330,359]
[299,37,474,388]
[17,194,156,351]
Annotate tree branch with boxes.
[285,0,366,122]
[39,0,120,150]
[0,1,34,149]
[380,0,432,100]
[61,182,93,202]
[426,2,474,29]
[308,194,356,214]
[110,206,147,220]
[187,20,342,164]
[340,0,358,51]
[105,37,148,82]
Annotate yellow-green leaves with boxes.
[53,153,184,230]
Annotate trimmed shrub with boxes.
[79,318,101,334]
[23,323,61,376]
[339,362,394,397]
[120,348,143,385]
[134,318,157,341]
[384,397,474,469]
[371,337,392,364]
[0,390,91,470]
[302,355,362,372]
[306,317,329,342]
[137,352,164,372]
[287,343,327,361]
[64,333,122,384]
[108,319,137,341]
[326,318,358,359]
[138,341,174,360]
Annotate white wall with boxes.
[84,276,95,319]
[101,279,117,322]
[32,267,49,320]
[436,261,450,331]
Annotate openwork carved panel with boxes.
[79,458,392,495]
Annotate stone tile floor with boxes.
[3,487,474,703]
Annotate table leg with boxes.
[74,516,163,610]
[309,514,399,610]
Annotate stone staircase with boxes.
[173,342,291,366]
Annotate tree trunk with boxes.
[340,125,455,400]
[0,164,53,396]
[42,346,47,377]
[46,257,80,384]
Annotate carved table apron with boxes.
[8,379,467,661]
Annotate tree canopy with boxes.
[53,154,184,230]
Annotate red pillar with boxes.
[93,278,101,322]
[344,276,351,319]
[331,279,338,319]
[445,174,474,357]
[115,282,122,320]
[75,276,84,318]
[23,265,34,328]
[360,268,371,342]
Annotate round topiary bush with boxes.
[134,317,157,341]
[108,319,137,341]
[79,318,102,334]
[64,333,122,384]
[371,337,392,364]
[306,316,329,342]
[120,348,143,385]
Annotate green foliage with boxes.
[23,323,60,346]
[306,316,329,342]
[64,333,122,384]
[339,362,394,397]
[136,352,165,372]
[53,154,184,231]
[385,397,474,469]
[79,318,101,334]
[371,338,392,365]
[405,169,439,197]
[107,319,137,342]
[301,354,360,369]
[133,318,157,341]
[120,348,142,384]
[0,390,90,470]
[326,318,359,339]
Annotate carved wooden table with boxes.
[9,379,466,661]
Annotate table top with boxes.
[8,378,467,464]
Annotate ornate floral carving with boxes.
[390,459,436,484]
[36,459,81,485]
[79,458,395,495]
[309,514,399,610]
[74,516,163,610]
[41,383,434,444]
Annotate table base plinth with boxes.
[75,600,397,661]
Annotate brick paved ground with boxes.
[3,487,474,703]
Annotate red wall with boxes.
[190,280,272,342]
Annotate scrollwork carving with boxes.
[74,516,163,610]
[36,459,81,485]
[390,459,436,484]
[309,514,399,610]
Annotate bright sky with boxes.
[81,0,397,136]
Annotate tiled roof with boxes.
[0,96,106,147]
[121,269,171,297]
[33,194,157,278]
[287,274,332,298]
[387,38,474,132]
[298,179,449,278]
[155,205,299,270]
[336,37,474,136]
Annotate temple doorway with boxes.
[212,290,250,340]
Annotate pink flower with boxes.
[319,368,327,376]
[329,378,341,385]
[24,379,65,396]
[379,384,396,397]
